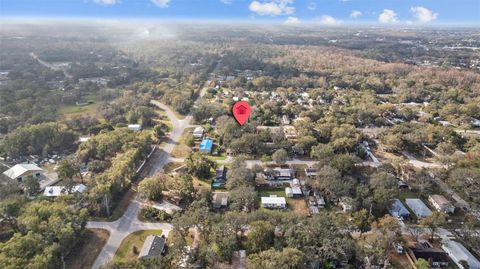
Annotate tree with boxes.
[57,159,79,192]
[185,152,215,179]
[247,248,305,269]
[229,185,258,212]
[415,258,430,269]
[352,209,375,234]
[246,221,275,253]
[23,176,40,197]
[420,211,447,240]
[138,176,164,201]
[308,165,353,202]
[272,149,288,165]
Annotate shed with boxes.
[199,139,213,153]
[128,124,142,132]
[212,192,229,209]
[193,126,204,139]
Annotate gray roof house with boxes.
[388,199,411,220]
[138,235,166,259]
[405,199,432,219]
[442,239,480,269]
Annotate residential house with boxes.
[128,124,142,132]
[211,166,227,189]
[199,139,213,153]
[44,184,87,197]
[285,186,302,198]
[388,199,411,220]
[2,163,44,182]
[407,241,449,268]
[442,239,480,269]
[271,168,294,180]
[212,192,229,209]
[429,195,455,214]
[405,198,432,219]
[261,196,286,209]
[138,235,167,259]
[192,126,204,139]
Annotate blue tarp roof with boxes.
[199,139,213,152]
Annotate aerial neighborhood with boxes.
[1,16,480,269]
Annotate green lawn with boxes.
[58,102,100,118]
[114,230,164,263]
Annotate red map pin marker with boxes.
[232,101,251,126]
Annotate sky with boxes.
[1,0,479,25]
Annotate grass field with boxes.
[58,102,100,118]
[65,229,110,269]
[171,128,194,158]
[114,230,163,263]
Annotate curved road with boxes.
[87,100,197,269]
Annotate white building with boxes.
[193,126,204,139]
[261,195,286,209]
[429,195,455,214]
[128,124,142,132]
[44,184,87,197]
[442,240,480,269]
[2,163,43,181]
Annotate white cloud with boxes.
[220,0,232,4]
[350,10,362,19]
[249,0,295,16]
[378,9,398,23]
[410,6,438,23]
[93,0,117,5]
[284,16,301,25]
[307,2,316,11]
[151,0,171,8]
[320,15,340,25]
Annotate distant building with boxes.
[270,168,294,180]
[192,126,204,139]
[261,195,286,209]
[199,139,213,153]
[285,186,302,198]
[405,199,432,219]
[305,167,317,177]
[388,199,410,220]
[138,235,166,259]
[428,195,455,214]
[44,184,87,197]
[2,163,43,182]
[212,192,229,209]
[442,239,480,269]
[128,124,142,132]
[408,241,449,268]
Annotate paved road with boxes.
[87,198,173,269]
[88,101,193,268]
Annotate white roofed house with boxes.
[442,240,480,269]
[192,126,204,139]
[261,195,286,209]
[44,184,87,197]
[2,163,44,182]
[128,124,142,132]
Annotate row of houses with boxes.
[388,195,455,220]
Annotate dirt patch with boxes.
[65,228,110,269]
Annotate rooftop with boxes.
[2,163,43,180]
[138,235,166,259]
